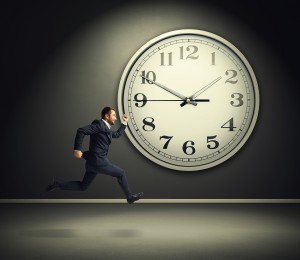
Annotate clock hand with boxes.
[180,76,222,107]
[191,76,222,99]
[146,99,210,102]
[132,99,210,102]
[140,75,198,106]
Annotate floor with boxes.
[0,203,300,259]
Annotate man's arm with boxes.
[73,121,104,158]
[112,114,128,138]
[74,150,89,159]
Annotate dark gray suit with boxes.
[59,119,132,198]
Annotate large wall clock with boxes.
[118,29,259,171]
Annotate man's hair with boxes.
[101,107,115,119]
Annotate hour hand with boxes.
[140,75,197,106]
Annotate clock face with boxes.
[118,29,259,171]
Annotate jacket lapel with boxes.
[101,120,112,143]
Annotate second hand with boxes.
[129,99,210,102]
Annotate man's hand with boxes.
[74,150,83,158]
[122,114,129,123]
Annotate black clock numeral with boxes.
[225,70,238,84]
[160,52,173,66]
[182,141,196,155]
[134,93,147,107]
[207,135,219,149]
[158,136,221,153]
[141,70,156,84]
[160,135,173,149]
[142,117,155,131]
[221,117,236,131]
[179,45,199,60]
[231,93,244,107]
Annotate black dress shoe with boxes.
[127,192,144,204]
[46,179,60,192]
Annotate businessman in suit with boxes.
[46,106,143,204]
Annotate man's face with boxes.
[106,110,117,125]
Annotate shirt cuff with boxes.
[122,121,127,125]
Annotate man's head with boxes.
[102,107,117,125]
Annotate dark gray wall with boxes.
[1,0,299,199]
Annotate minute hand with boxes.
[141,75,197,106]
[180,76,222,107]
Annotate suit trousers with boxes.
[59,162,132,198]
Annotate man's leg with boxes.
[46,171,97,191]
[97,163,132,198]
[56,171,97,191]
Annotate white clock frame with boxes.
[118,29,259,171]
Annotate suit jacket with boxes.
[74,119,126,166]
